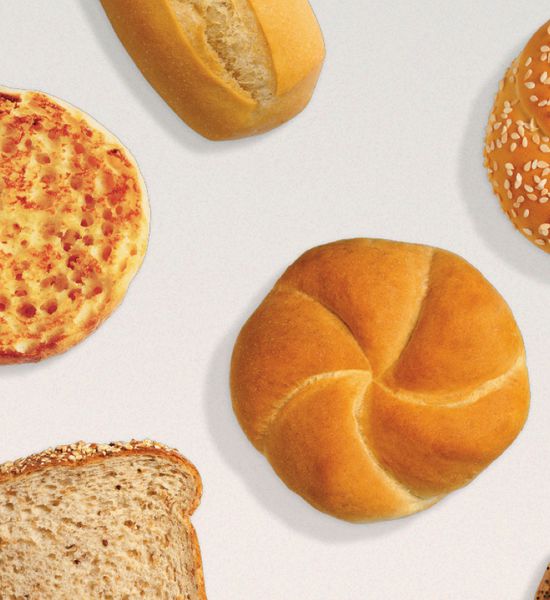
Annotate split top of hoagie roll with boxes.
[101,0,325,140]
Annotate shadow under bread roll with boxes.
[100,0,325,140]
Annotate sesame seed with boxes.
[523,209,530,217]
[523,228,533,236]
[525,82,536,89]
[530,95,539,102]
[541,144,550,153]
[526,56,533,67]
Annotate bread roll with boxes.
[0,87,148,363]
[231,239,529,522]
[485,20,550,251]
[536,564,550,599]
[0,440,206,599]
[100,0,325,140]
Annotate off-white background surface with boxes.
[0,1,549,598]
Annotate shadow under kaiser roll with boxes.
[203,284,442,543]
[458,59,550,285]
[76,0,268,154]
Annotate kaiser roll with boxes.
[230,239,529,522]
[485,20,550,251]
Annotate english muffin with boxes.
[0,87,149,362]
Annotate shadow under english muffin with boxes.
[458,56,550,285]
[203,282,450,543]
[76,0,269,153]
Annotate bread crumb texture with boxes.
[169,0,274,101]
[231,239,530,522]
[0,441,205,599]
[0,87,149,362]
[485,20,550,252]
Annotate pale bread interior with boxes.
[0,454,202,599]
[169,0,274,102]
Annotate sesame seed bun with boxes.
[484,20,550,251]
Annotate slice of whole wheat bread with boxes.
[0,440,206,599]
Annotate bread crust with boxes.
[484,20,550,252]
[0,86,149,363]
[231,239,530,522]
[536,564,550,599]
[100,0,325,140]
[0,439,206,600]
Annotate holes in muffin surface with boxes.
[18,303,36,318]
[41,300,58,315]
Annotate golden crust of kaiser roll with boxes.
[0,87,149,363]
[484,20,550,252]
[100,0,325,141]
[230,239,530,522]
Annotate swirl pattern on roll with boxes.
[231,239,530,522]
